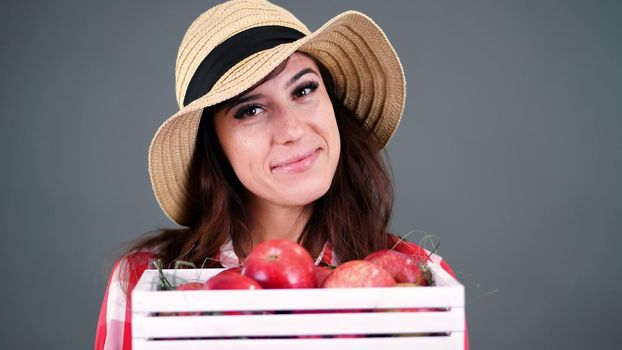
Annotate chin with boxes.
[277,179,333,207]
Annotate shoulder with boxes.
[105,251,155,309]
[95,251,155,350]
[102,251,156,322]
[114,251,156,283]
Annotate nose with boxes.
[271,105,305,145]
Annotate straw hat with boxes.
[149,0,406,226]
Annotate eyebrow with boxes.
[222,67,319,114]
[287,67,318,87]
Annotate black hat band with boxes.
[183,25,306,106]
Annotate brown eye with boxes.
[293,81,319,98]
[234,105,263,120]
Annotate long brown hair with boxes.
[126,57,395,267]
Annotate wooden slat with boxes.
[133,308,464,338]
[133,332,464,350]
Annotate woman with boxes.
[95,0,467,349]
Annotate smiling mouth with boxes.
[271,149,321,174]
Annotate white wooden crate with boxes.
[132,263,464,350]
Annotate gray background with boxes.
[1,0,620,349]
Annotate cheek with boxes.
[315,104,340,155]
[329,118,341,169]
[231,139,260,170]
[216,125,267,182]
[329,112,340,143]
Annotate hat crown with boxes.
[174,0,311,108]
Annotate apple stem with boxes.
[199,256,242,269]
[418,264,433,286]
[152,259,174,291]
[423,240,439,263]
[391,231,441,264]
[390,230,418,251]
[173,260,197,269]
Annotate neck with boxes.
[243,197,312,255]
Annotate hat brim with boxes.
[148,11,406,226]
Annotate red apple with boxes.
[364,249,429,285]
[175,281,205,316]
[314,265,333,287]
[175,281,204,290]
[242,239,317,289]
[199,271,261,316]
[321,260,396,288]
[204,271,262,290]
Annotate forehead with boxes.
[285,52,318,69]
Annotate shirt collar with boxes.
[218,239,334,268]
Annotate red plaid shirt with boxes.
[95,235,468,349]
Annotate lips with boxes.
[271,148,321,174]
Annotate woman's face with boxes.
[213,52,340,210]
